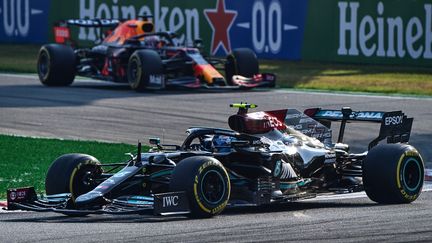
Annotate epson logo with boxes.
[385,115,403,126]
[162,195,179,207]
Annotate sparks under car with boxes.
[37,18,275,91]
[6,103,424,218]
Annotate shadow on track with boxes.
[2,199,376,224]
[0,81,271,108]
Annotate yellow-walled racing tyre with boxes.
[37,44,76,86]
[169,156,231,218]
[45,154,102,203]
[363,144,424,204]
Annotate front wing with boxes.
[5,186,315,216]
[6,187,190,216]
[151,73,276,90]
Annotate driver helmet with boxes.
[143,35,160,47]
[212,135,234,152]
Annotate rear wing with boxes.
[62,19,120,28]
[304,107,413,150]
[53,19,120,45]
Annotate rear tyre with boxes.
[37,44,76,86]
[45,154,102,202]
[225,48,259,85]
[127,49,163,92]
[170,156,230,218]
[363,144,424,204]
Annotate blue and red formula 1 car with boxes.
[37,17,275,91]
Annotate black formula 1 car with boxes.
[37,18,275,91]
[6,103,424,218]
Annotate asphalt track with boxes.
[1,74,431,161]
[1,186,432,242]
[1,74,432,242]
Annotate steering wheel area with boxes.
[182,129,242,153]
[183,134,213,151]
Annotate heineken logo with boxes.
[338,1,432,59]
[75,0,301,57]
[78,0,201,45]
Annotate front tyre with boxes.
[127,49,163,92]
[37,44,76,86]
[363,144,424,204]
[170,156,230,218]
[45,153,102,202]
[225,48,259,85]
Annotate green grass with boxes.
[260,60,432,96]
[0,44,39,73]
[1,44,431,95]
[0,134,141,199]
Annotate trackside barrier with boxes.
[0,0,50,43]
[302,0,432,66]
[0,0,431,63]
[1,0,307,59]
